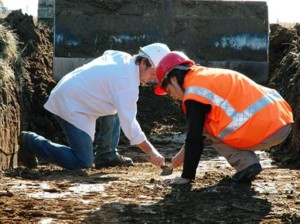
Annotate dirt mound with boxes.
[4,10,60,140]
[137,86,186,135]
[268,23,300,168]
[0,10,63,169]
[0,24,20,169]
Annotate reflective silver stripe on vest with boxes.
[185,86,283,139]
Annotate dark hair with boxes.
[161,65,191,91]
[134,55,152,68]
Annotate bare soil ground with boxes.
[1,137,300,224]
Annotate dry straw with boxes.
[0,24,19,64]
[0,59,14,80]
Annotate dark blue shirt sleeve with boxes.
[181,100,211,180]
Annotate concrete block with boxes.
[54,0,269,83]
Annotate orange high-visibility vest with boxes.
[182,66,293,149]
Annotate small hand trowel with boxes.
[160,164,173,176]
[145,156,173,176]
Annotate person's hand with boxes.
[162,176,190,185]
[171,155,183,168]
[171,145,185,168]
[149,150,165,167]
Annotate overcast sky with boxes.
[2,0,300,23]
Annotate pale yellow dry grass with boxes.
[0,24,19,64]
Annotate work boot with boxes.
[94,153,133,168]
[18,131,38,169]
[232,163,262,183]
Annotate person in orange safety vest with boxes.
[155,51,294,185]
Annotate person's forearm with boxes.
[172,144,185,168]
[182,100,210,180]
[182,140,203,180]
[137,140,165,166]
[137,139,156,155]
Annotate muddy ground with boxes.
[1,139,300,223]
[0,11,300,224]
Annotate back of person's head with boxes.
[138,43,170,68]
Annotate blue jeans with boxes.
[94,114,121,164]
[23,116,93,169]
